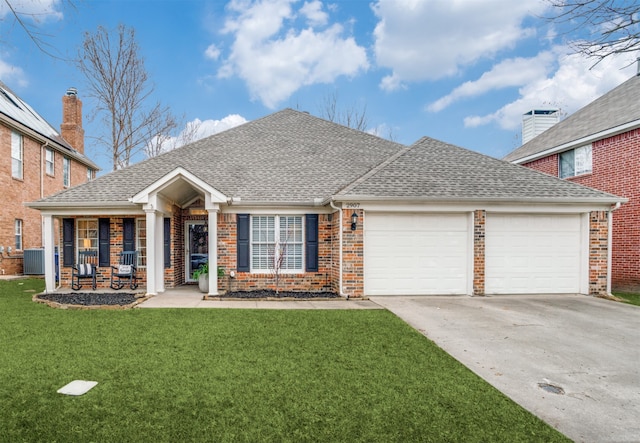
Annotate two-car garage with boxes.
[364,212,587,296]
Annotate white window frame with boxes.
[15,219,23,250]
[136,218,147,269]
[45,148,55,176]
[560,144,592,178]
[250,215,304,273]
[63,157,70,187]
[87,168,94,181]
[76,218,98,260]
[11,131,23,179]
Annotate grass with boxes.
[0,279,569,442]
[612,292,640,306]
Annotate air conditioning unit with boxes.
[23,248,45,275]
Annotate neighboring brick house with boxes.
[504,72,640,291]
[29,109,622,297]
[0,82,99,275]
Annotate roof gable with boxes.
[504,74,640,163]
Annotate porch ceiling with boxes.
[159,176,203,208]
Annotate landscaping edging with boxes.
[33,293,150,310]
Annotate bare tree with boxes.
[319,91,369,132]
[145,119,202,158]
[546,1,640,67]
[1,0,75,59]
[77,24,178,170]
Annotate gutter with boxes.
[607,202,622,295]
[329,199,347,298]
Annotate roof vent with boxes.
[65,87,78,97]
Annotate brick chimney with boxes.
[60,87,85,154]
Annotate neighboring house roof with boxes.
[338,136,621,203]
[0,80,99,170]
[30,108,622,210]
[504,73,640,163]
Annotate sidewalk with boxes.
[137,287,382,310]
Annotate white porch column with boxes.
[145,208,159,295]
[43,214,56,293]
[155,211,165,294]
[207,208,218,296]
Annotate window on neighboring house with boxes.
[15,219,23,250]
[11,131,23,179]
[87,168,94,181]
[251,215,303,272]
[45,148,55,175]
[63,157,70,187]
[76,219,98,258]
[560,145,592,178]
[136,219,147,268]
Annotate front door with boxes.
[185,221,208,282]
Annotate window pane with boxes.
[575,145,592,175]
[11,132,22,179]
[137,219,147,268]
[559,150,575,178]
[76,219,99,260]
[15,219,22,250]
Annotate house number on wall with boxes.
[345,203,361,209]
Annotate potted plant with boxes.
[192,263,225,293]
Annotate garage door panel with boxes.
[486,214,582,294]
[365,213,469,296]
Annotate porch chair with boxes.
[110,251,138,290]
[71,250,98,290]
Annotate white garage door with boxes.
[485,214,583,294]
[365,213,469,296]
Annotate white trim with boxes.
[222,206,333,215]
[185,220,208,283]
[512,119,640,165]
[208,209,218,296]
[358,202,615,213]
[131,167,227,204]
[249,214,305,274]
[43,214,56,293]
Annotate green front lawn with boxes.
[0,279,568,442]
[612,292,640,306]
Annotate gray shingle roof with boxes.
[32,109,622,208]
[34,109,405,206]
[504,74,640,162]
[339,136,621,202]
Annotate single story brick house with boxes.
[29,109,624,297]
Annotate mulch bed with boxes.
[215,290,341,300]
[34,292,147,310]
[34,290,341,309]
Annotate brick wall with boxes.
[473,210,485,295]
[523,128,640,290]
[0,121,92,276]
[589,211,609,294]
[342,209,363,298]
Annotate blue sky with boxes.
[1,0,638,173]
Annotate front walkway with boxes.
[138,286,382,310]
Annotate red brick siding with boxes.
[523,128,640,289]
[1,122,91,275]
[523,154,559,177]
[343,209,363,298]
[589,211,609,294]
[473,210,485,295]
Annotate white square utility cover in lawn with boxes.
[57,380,98,396]
[365,212,469,296]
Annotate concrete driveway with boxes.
[370,294,640,443]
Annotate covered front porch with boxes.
[39,168,228,296]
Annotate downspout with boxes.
[607,202,622,295]
[329,199,346,297]
[40,141,49,248]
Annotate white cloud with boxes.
[0,0,63,21]
[0,58,28,87]
[300,0,328,26]
[150,115,248,154]
[464,50,636,130]
[372,0,548,90]
[218,0,368,108]
[428,51,557,112]
[204,44,221,60]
